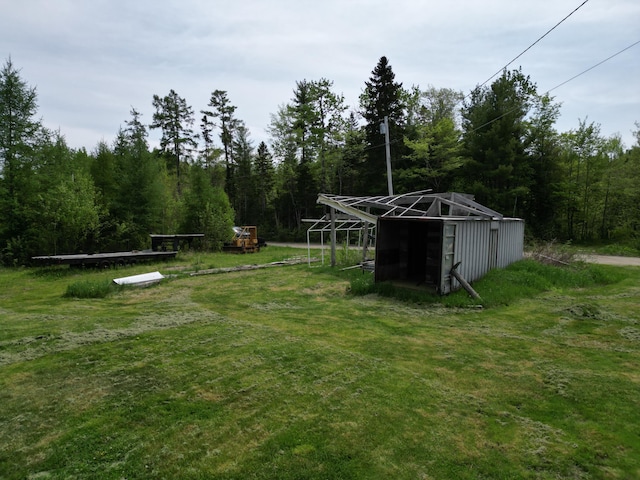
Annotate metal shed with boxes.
[375,216,524,294]
[317,191,524,294]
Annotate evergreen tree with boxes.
[558,120,606,240]
[307,79,348,193]
[461,68,536,216]
[291,80,316,165]
[150,89,197,194]
[253,141,275,231]
[202,90,238,198]
[336,112,365,195]
[231,122,254,225]
[111,109,169,249]
[0,58,42,263]
[359,56,406,195]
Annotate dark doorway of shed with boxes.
[375,218,443,292]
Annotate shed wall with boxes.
[497,220,525,268]
[446,220,491,293]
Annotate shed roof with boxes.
[317,191,506,221]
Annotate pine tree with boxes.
[461,69,536,216]
[231,122,254,224]
[359,56,406,195]
[150,89,197,194]
[112,108,168,248]
[254,141,275,229]
[0,58,42,263]
[202,90,238,197]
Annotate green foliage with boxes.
[180,164,235,250]
[150,89,197,192]
[2,56,640,261]
[359,56,406,195]
[348,259,625,308]
[461,68,537,217]
[63,278,117,298]
[525,94,564,238]
[0,58,42,264]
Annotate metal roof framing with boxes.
[317,191,504,220]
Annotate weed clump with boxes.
[64,279,118,299]
[528,240,576,266]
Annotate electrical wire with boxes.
[467,39,640,135]
[546,39,640,93]
[474,0,591,91]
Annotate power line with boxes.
[467,39,640,135]
[546,39,640,93]
[474,0,591,91]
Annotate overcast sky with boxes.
[2,0,639,153]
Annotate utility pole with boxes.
[381,116,393,196]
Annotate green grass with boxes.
[1,247,640,479]
[346,259,627,308]
[64,278,120,298]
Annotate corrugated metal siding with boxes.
[446,220,491,291]
[375,216,524,295]
[497,220,525,268]
[444,219,524,293]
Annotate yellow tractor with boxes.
[223,226,260,253]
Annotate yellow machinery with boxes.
[223,226,260,253]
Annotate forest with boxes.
[1,56,639,265]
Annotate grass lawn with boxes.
[1,247,639,479]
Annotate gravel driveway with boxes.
[579,255,640,267]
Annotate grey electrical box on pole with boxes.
[382,116,393,196]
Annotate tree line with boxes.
[1,56,639,265]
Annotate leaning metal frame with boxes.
[303,214,375,266]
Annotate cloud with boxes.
[2,0,639,150]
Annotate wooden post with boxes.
[450,262,482,300]
[361,221,369,263]
[330,207,337,267]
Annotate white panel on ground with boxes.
[113,271,164,286]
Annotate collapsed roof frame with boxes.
[308,191,510,267]
[317,191,504,220]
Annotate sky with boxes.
[2,0,639,153]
